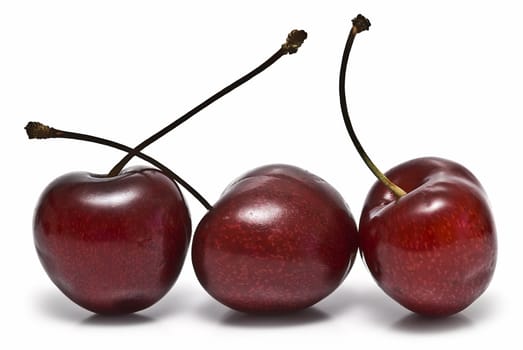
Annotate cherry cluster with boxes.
[26,15,497,318]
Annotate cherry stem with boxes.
[339,15,407,198]
[107,29,308,177]
[25,121,213,210]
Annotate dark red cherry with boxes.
[192,164,358,313]
[34,167,191,314]
[359,157,497,316]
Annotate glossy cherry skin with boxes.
[33,167,191,314]
[192,164,358,313]
[359,157,497,316]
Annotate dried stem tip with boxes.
[352,14,371,33]
[24,121,59,139]
[282,29,308,54]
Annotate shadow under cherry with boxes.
[391,313,472,333]
[221,307,330,327]
[81,313,154,326]
[36,289,156,326]
[196,299,331,328]
[390,292,497,333]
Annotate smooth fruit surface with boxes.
[359,157,497,316]
[192,164,358,313]
[34,167,191,314]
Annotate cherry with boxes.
[191,164,358,313]
[339,15,497,316]
[26,123,194,315]
[26,29,307,314]
[33,166,190,315]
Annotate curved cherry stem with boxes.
[108,29,308,177]
[339,15,407,198]
[25,121,213,210]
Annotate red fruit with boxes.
[34,167,191,314]
[192,164,358,313]
[338,15,497,317]
[359,157,497,316]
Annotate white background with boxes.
[1,0,521,348]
